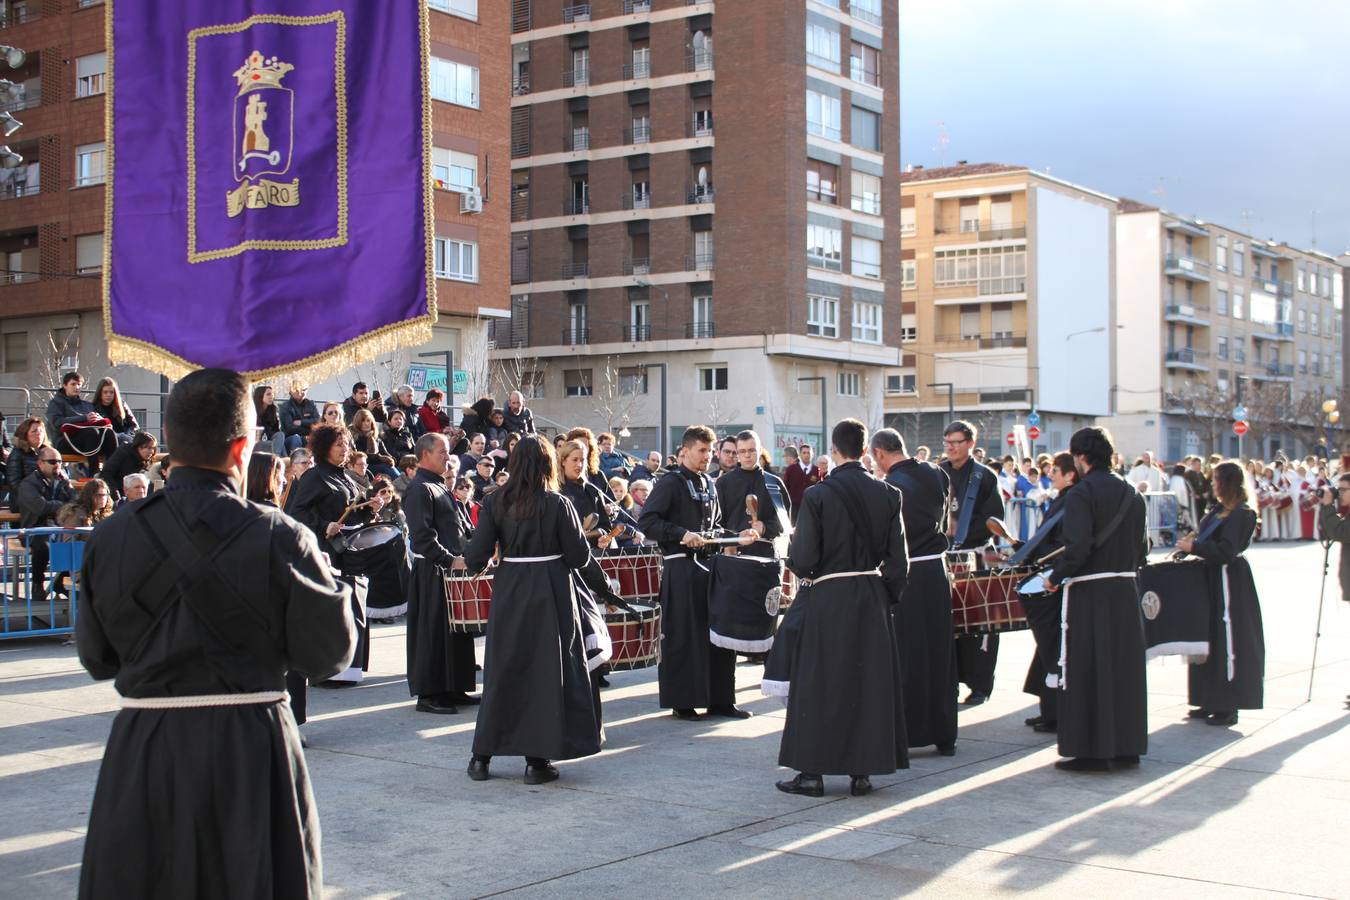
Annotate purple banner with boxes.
[104,0,434,379]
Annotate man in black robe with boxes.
[1044,426,1148,772]
[75,368,356,899]
[404,432,479,714]
[638,425,757,720]
[940,419,1005,705]
[772,419,908,797]
[871,427,957,757]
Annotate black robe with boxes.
[714,465,790,557]
[1019,488,1073,722]
[403,467,478,699]
[885,458,956,750]
[1185,504,1264,711]
[942,456,1005,694]
[771,462,909,775]
[75,467,356,900]
[464,491,605,760]
[1051,467,1149,760]
[637,465,736,709]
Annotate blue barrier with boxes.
[0,526,94,639]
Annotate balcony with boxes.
[1164,304,1210,326]
[487,318,527,350]
[686,322,715,339]
[622,257,650,275]
[1,4,39,26]
[1165,348,1210,371]
[562,328,590,346]
[1251,243,1289,261]
[688,117,713,138]
[623,324,652,342]
[1252,322,1295,342]
[564,130,590,152]
[510,191,529,222]
[0,175,38,201]
[623,0,652,11]
[0,84,39,115]
[560,261,590,279]
[1164,253,1211,282]
[562,67,589,88]
[562,4,590,23]
[623,125,651,145]
[806,252,843,273]
[622,62,651,81]
[563,197,590,216]
[1250,275,1279,295]
[622,193,651,210]
[686,252,714,271]
[978,277,1027,296]
[511,74,530,96]
[937,220,1027,242]
[686,50,714,73]
[936,332,1028,349]
[848,2,883,26]
[1279,280,1294,298]
[687,185,714,204]
[1252,363,1294,381]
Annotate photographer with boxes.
[1316,474,1350,605]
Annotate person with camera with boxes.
[1317,474,1350,608]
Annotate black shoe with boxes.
[415,697,459,714]
[671,708,701,720]
[1207,711,1239,727]
[1032,720,1058,733]
[1187,707,1213,719]
[299,734,309,749]
[524,762,559,785]
[849,776,872,796]
[961,691,989,706]
[467,757,491,781]
[315,680,358,689]
[707,704,752,719]
[1112,755,1141,769]
[595,674,610,687]
[1054,757,1110,772]
[936,743,956,757]
[1025,715,1046,727]
[775,773,824,797]
[446,692,481,706]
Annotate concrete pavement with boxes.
[2,541,1349,898]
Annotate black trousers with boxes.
[286,671,308,725]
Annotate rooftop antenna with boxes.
[1239,209,1255,233]
[932,120,949,168]
[1311,208,1319,248]
[1149,176,1167,206]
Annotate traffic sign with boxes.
[1006,432,1016,446]
[1232,406,1248,421]
[1027,425,1041,441]
[1233,420,1249,436]
[1027,411,1041,427]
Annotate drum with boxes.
[950,566,1032,634]
[331,522,402,554]
[598,547,662,600]
[605,601,660,670]
[777,567,798,612]
[1136,558,1211,661]
[707,553,782,653]
[945,550,978,578]
[443,573,493,633]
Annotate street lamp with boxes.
[927,381,954,420]
[639,362,668,458]
[798,376,827,448]
[0,46,26,69]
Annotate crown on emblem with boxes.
[233,50,294,95]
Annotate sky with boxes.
[899,0,1350,255]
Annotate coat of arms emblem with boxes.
[227,50,301,217]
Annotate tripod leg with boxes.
[1308,541,1331,703]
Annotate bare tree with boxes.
[491,345,548,401]
[29,328,80,394]
[1170,378,1237,457]
[704,389,741,436]
[1242,380,1291,459]
[589,356,639,434]
[458,319,493,407]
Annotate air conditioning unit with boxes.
[459,188,483,214]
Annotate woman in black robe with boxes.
[1175,460,1264,726]
[462,435,615,785]
[1019,452,1078,733]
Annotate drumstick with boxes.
[335,497,379,527]
[746,495,760,532]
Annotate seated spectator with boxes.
[320,402,343,430]
[7,416,48,499]
[502,432,522,462]
[459,431,487,475]
[451,475,479,532]
[470,455,496,500]
[598,433,627,480]
[17,448,74,597]
[252,384,285,455]
[383,407,416,460]
[369,475,406,531]
[91,377,140,445]
[418,388,450,435]
[150,454,172,492]
[278,383,320,453]
[492,469,510,491]
[100,431,158,500]
[350,408,397,479]
[485,408,511,449]
[385,384,422,437]
[246,451,285,507]
[629,478,653,510]
[609,476,645,545]
[46,371,118,474]
[121,473,150,504]
[281,447,313,514]
[343,382,369,425]
[57,478,114,528]
[552,433,568,453]
[640,450,665,478]
[459,396,496,439]
[346,450,372,493]
[502,390,535,435]
[393,453,419,495]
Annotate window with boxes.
[959,306,981,339]
[1298,308,1307,332]
[564,369,593,397]
[1231,246,1244,277]
[899,206,915,235]
[76,53,106,98]
[1217,336,1228,360]
[807,295,839,337]
[430,58,479,107]
[692,293,712,329]
[806,159,838,203]
[852,300,881,343]
[837,371,860,396]
[1297,268,1306,292]
[693,230,714,268]
[850,107,880,151]
[959,201,980,233]
[851,172,881,215]
[571,49,590,86]
[618,366,648,395]
[75,142,106,186]
[428,0,477,20]
[631,180,650,208]
[51,327,79,369]
[630,112,651,144]
[697,365,728,392]
[1312,311,1320,335]
[1298,349,1307,374]
[1233,336,1245,363]
[692,108,713,136]
[885,373,915,394]
[2,332,27,374]
[806,222,842,271]
[567,303,588,342]
[1312,352,1321,376]
[849,41,880,87]
[806,91,841,140]
[900,326,916,342]
[631,45,651,79]
[75,233,103,274]
[991,302,1013,336]
[850,0,882,24]
[432,148,478,193]
[1232,289,1244,319]
[1216,288,1229,315]
[1215,237,1228,271]
[805,23,840,71]
[434,237,478,281]
[934,245,1026,294]
[901,259,916,288]
[851,236,881,279]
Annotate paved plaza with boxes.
[2,541,1349,898]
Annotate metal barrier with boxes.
[1143,491,1180,550]
[0,526,93,639]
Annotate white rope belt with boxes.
[1058,571,1136,691]
[663,552,710,572]
[801,568,882,588]
[733,554,779,565]
[119,691,287,710]
[910,553,946,563]
[500,554,563,563]
[1221,563,1235,682]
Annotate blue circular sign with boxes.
[1027,412,1041,427]
[1232,406,1248,421]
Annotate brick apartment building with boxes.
[0,0,509,429]
[497,0,901,457]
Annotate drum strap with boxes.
[1057,570,1136,691]
[758,471,792,534]
[953,463,986,548]
[1005,510,1066,567]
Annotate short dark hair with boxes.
[307,422,348,465]
[1069,426,1115,470]
[352,381,367,394]
[869,427,906,457]
[62,371,82,386]
[164,368,251,468]
[415,431,446,460]
[131,430,157,452]
[425,388,444,402]
[944,420,976,441]
[783,445,799,460]
[1213,461,1250,507]
[735,430,759,444]
[682,425,716,449]
[720,436,738,450]
[831,418,867,460]
[399,453,418,471]
[1052,452,1077,482]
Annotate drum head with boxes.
[1016,574,1046,595]
[347,524,401,551]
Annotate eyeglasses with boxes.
[38,458,60,465]
[942,438,969,446]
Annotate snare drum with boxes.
[443,573,493,633]
[331,522,402,554]
[950,566,1031,634]
[598,547,663,600]
[944,550,978,577]
[605,601,660,670]
[777,567,799,612]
